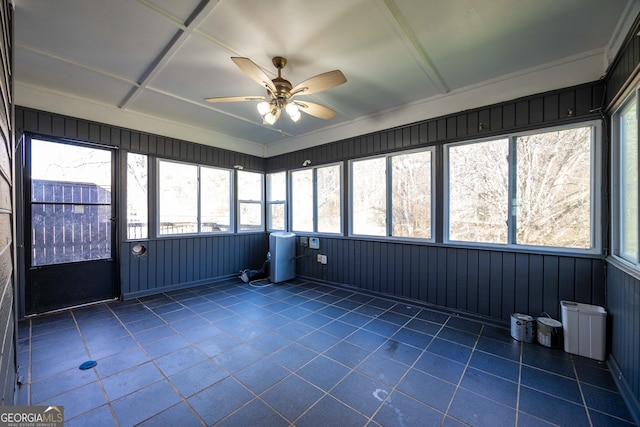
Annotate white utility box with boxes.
[560,301,606,361]
[269,232,296,283]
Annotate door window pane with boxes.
[352,157,386,236]
[31,204,112,265]
[30,139,112,266]
[392,151,431,238]
[448,139,509,244]
[201,167,232,232]
[31,140,111,202]
[158,161,198,235]
[515,127,592,249]
[126,153,148,239]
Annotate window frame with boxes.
[612,89,640,268]
[156,158,234,237]
[289,162,343,235]
[236,169,265,233]
[266,171,287,232]
[349,147,435,242]
[444,121,602,254]
[125,152,149,241]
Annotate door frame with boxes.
[21,133,120,315]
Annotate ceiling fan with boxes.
[205,56,346,125]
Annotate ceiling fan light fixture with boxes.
[263,110,278,125]
[207,56,346,126]
[257,101,270,116]
[286,102,301,122]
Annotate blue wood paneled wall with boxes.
[293,238,604,323]
[607,265,640,422]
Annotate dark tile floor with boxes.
[17,278,636,426]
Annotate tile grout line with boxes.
[515,336,523,426]
[68,307,120,426]
[572,354,595,427]
[439,320,483,425]
[104,299,209,427]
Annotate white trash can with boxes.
[560,301,606,361]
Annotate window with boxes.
[448,139,509,244]
[446,123,599,251]
[614,92,639,264]
[158,160,233,235]
[291,164,342,234]
[515,127,592,249]
[267,172,286,231]
[126,153,148,240]
[351,149,433,239]
[201,166,232,232]
[237,170,264,232]
[158,160,198,235]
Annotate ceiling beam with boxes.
[119,0,220,109]
[378,0,449,94]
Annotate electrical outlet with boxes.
[300,236,308,247]
[309,237,320,249]
[316,254,323,263]
[321,255,327,264]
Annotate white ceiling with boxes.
[13,0,637,157]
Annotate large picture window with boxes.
[351,149,433,239]
[291,164,342,234]
[158,160,233,235]
[445,123,599,252]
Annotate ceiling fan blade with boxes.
[205,95,265,103]
[231,57,277,94]
[294,101,337,120]
[291,70,346,96]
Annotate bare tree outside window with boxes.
[448,139,509,244]
[392,151,431,238]
[515,127,592,249]
[126,153,148,239]
[352,157,386,236]
[317,165,341,233]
